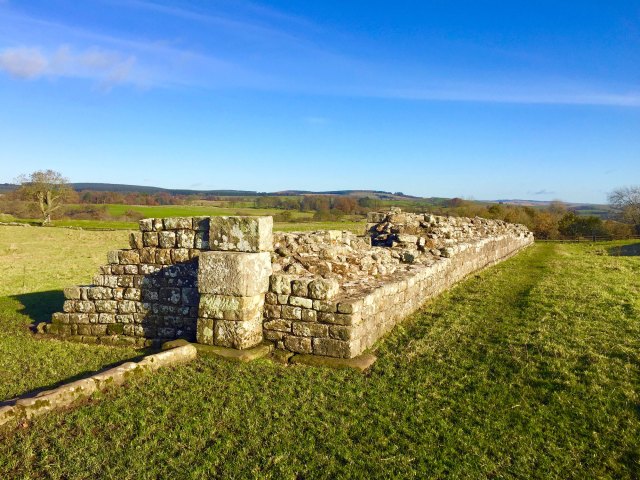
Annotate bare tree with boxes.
[608,186,640,232]
[16,170,72,225]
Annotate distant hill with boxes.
[0,183,609,214]
[0,182,419,199]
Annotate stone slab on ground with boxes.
[0,344,197,428]
[290,353,377,372]
[163,339,273,362]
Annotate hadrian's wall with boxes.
[47,210,533,358]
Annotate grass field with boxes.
[0,227,638,478]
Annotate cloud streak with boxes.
[0,45,136,88]
[0,3,638,107]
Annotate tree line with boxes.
[3,170,639,239]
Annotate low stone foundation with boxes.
[47,209,533,358]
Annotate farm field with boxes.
[3,203,366,233]
[0,226,638,478]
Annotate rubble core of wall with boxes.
[45,217,212,347]
[264,210,533,358]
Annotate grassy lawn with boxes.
[0,227,638,478]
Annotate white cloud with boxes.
[0,45,137,87]
[0,46,47,78]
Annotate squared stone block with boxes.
[209,216,273,252]
[198,293,263,320]
[312,337,359,358]
[198,251,271,296]
[163,217,192,230]
[308,279,339,300]
[284,335,312,354]
[214,319,262,349]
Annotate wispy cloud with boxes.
[0,45,136,88]
[369,86,640,107]
[0,2,638,107]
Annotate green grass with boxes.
[0,227,139,401]
[0,227,638,478]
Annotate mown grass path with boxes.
[0,236,638,479]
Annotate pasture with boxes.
[0,226,638,478]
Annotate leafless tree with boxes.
[16,170,72,225]
[608,186,640,231]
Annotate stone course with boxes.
[48,210,533,359]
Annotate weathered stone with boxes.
[124,265,138,275]
[198,294,263,320]
[337,299,363,314]
[313,337,356,358]
[292,322,328,338]
[291,279,311,297]
[175,229,195,249]
[63,286,81,300]
[308,279,339,300]
[281,305,302,320]
[143,232,159,247]
[214,319,262,349]
[209,216,273,252]
[312,300,337,313]
[87,287,113,300]
[129,232,144,249]
[139,218,154,231]
[119,250,140,265]
[198,251,271,296]
[171,248,190,263]
[264,304,282,319]
[95,300,117,313]
[158,231,176,249]
[263,319,291,332]
[289,296,313,309]
[284,335,312,354]
[152,218,164,231]
[107,250,120,264]
[270,274,292,295]
[156,249,172,265]
[301,308,317,322]
[163,217,192,230]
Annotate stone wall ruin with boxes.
[47,209,534,358]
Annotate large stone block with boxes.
[313,337,358,358]
[198,251,271,296]
[308,278,339,300]
[214,319,263,349]
[209,216,273,252]
[198,294,263,320]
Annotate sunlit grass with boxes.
[0,227,638,478]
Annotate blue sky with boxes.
[0,1,638,203]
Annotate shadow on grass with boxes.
[10,290,64,325]
[0,350,150,407]
[607,243,640,256]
